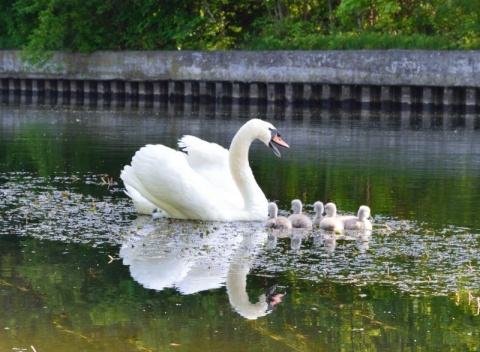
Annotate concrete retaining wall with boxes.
[1,50,480,108]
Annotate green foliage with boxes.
[1,0,480,55]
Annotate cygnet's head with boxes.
[313,201,324,214]
[324,202,337,217]
[291,199,303,214]
[358,205,371,220]
[267,202,279,219]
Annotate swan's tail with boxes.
[121,145,193,219]
[123,182,158,215]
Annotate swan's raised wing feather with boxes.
[178,135,242,202]
[178,135,228,170]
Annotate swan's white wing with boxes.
[178,135,228,170]
[121,144,240,220]
[178,135,242,203]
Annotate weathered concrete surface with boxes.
[1,50,480,87]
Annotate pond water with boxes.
[1,102,480,351]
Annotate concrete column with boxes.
[443,87,454,106]
[232,82,243,103]
[125,81,133,97]
[71,80,83,104]
[285,84,294,103]
[422,87,433,105]
[138,82,146,96]
[361,86,372,104]
[381,86,392,102]
[20,79,28,94]
[341,85,353,101]
[31,80,39,96]
[215,82,223,99]
[190,81,199,100]
[321,84,332,101]
[267,83,276,102]
[401,87,411,105]
[183,81,192,96]
[465,88,477,107]
[84,80,92,95]
[250,83,266,101]
[321,84,340,101]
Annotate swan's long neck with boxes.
[229,124,267,212]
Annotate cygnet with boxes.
[288,199,313,229]
[266,202,292,230]
[319,202,344,232]
[342,205,372,231]
[312,201,324,227]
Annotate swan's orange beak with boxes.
[269,131,289,157]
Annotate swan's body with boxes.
[342,205,372,230]
[312,201,324,227]
[288,199,312,229]
[121,119,289,221]
[320,202,344,232]
[266,202,292,230]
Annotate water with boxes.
[1,103,480,351]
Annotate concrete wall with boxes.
[1,50,480,87]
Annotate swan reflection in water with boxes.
[120,217,286,320]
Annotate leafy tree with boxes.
[1,0,480,52]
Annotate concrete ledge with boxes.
[1,50,480,87]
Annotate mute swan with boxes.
[288,199,312,229]
[312,201,324,227]
[320,202,344,232]
[342,205,373,230]
[121,119,289,221]
[266,202,292,230]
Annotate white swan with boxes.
[288,199,312,229]
[121,119,289,221]
[342,205,373,231]
[312,201,324,227]
[266,202,292,230]
[319,202,344,232]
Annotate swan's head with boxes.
[291,199,303,214]
[268,128,289,157]
[246,119,289,157]
[324,202,337,217]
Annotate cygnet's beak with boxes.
[269,130,289,157]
